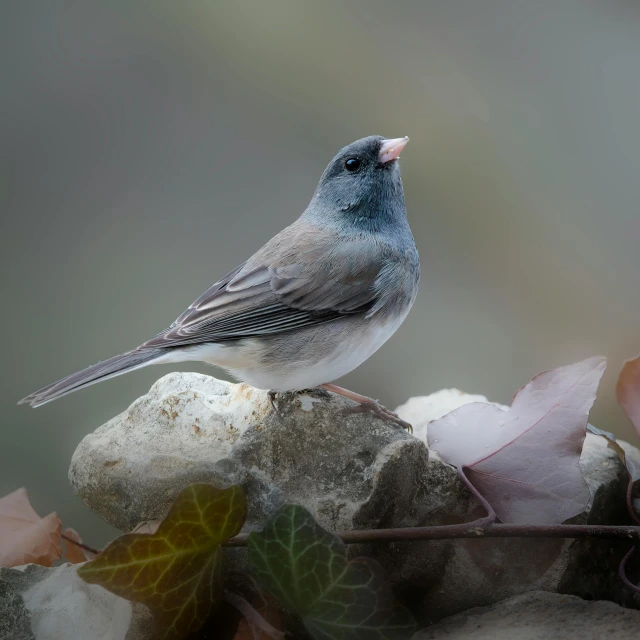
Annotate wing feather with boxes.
[141,222,385,350]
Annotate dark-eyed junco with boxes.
[20,136,419,428]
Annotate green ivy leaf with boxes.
[248,505,415,640]
[78,484,247,640]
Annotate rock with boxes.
[382,390,638,624]
[0,578,34,640]
[412,591,640,639]
[70,379,639,625]
[0,563,152,640]
[69,372,429,534]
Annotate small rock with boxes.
[412,591,640,640]
[0,563,152,640]
[69,372,428,534]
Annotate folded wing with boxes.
[141,222,384,349]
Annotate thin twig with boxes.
[224,522,640,547]
[223,466,640,548]
[458,465,497,526]
[61,532,101,556]
[618,546,640,594]
[626,478,640,527]
[224,591,285,640]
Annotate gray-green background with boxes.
[3,1,640,545]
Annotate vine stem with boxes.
[61,532,101,556]
[224,467,640,547]
[224,591,285,640]
[224,516,640,546]
[626,478,640,526]
[223,466,640,594]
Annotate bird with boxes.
[20,135,420,429]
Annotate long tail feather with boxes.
[19,348,165,407]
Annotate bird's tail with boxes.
[19,347,165,408]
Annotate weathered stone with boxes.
[386,390,638,624]
[0,563,152,640]
[69,372,429,534]
[69,378,639,625]
[0,578,34,640]
[412,591,640,640]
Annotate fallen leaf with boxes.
[248,505,415,640]
[0,488,62,567]
[78,483,247,640]
[617,354,640,438]
[428,357,606,524]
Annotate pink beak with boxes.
[378,137,410,163]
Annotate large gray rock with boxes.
[413,591,640,640]
[69,372,428,534]
[0,564,152,640]
[69,378,639,625]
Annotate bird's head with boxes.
[307,135,410,230]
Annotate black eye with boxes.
[344,157,361,172]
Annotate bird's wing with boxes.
[141,222,385,348]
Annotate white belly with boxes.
[167,309,410,391]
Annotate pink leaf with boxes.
[428,357,606,524]
[0,488,62,567]
[617,353,640,439]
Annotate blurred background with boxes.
[2,0,640,545]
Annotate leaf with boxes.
[78,483,247,640]
[617,353,640,439]
[248,505,415,640]
[0,488,62,567]
[428,357,606,524]
[614,355,640,521]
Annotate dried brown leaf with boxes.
[617,353,640,439]
[0,488,62,567]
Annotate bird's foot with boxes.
[341,400,413,433]
[319,383,413,433]
[267,390,281,415]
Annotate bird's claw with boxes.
[340,401,413,433]
[267,390,281,415]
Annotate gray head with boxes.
[307,135,410,230]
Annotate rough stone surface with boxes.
[0,563,152,640]
[70,378,640,625]
[412,591,640,639]
[384,391,639,624]
[0,578,34,640]
[69,372,428,534]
